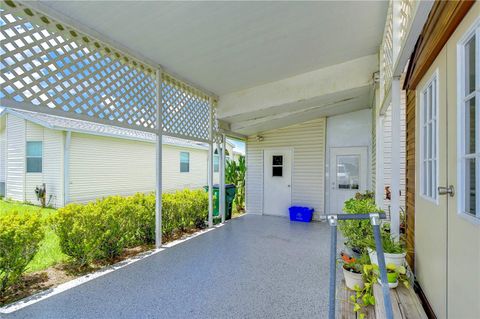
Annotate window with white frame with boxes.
[458,21,479,219]
[420,72,438,202]
[26,141,43,173]
[180,152,190,173]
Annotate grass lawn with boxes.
[0,200,66,272]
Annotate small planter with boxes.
[368,248,406,268]
[378,271,399,289]
[343,266,364,290]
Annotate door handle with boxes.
[438,185,455,197]
[288,184,291,187]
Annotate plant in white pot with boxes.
[374,263,410,289]
[340,253,370,290]
[366,232,407,268]
[338,193,383,258]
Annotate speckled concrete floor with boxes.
[5,214,342,319]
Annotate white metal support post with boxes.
[155,69,163,248]
[208,99,214,228]
[220,134,226,223]
[390,77,401,239]
[63,130,71,206]
[375,115,385,208]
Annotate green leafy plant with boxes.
[225,156,246,212]
[363,230,406,254]
[340,253,376,319]
[338,194,383,252]
[381,263,410,288]
[0,212,45,294]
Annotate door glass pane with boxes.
[272,166,283,177]
[466,98,476,154]
[336,155,360,190]
[272,155,283,166]
[465,35,476,95]
[465,158,476,216]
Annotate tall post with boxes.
[390,77,401,239]
[155,69,163,248]
[63,130,71,206]
[327,215,338,319]
[371,213,394,319]
[375,115,385,208]
[220,134,226,223]
[208,99,214,228]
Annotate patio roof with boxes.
[23,0,388,135]
[33,1,388,95]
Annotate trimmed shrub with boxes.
[51,203,104,267]
[52,189,209,267]
[0,212,44,293]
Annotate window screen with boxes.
[26,141,42,173]
[180,152,190,173]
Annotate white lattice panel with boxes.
[380,1,393,103]
[0,1,160,132]
[162,73,214,142]
[1,1,217,143]
[400,0,413,46]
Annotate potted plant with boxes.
[340,253,370,290]
[338,193,383,256]
[375,263,410,289]
[366,231,406,268]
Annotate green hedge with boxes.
[0,212,45,293]
[52,190,208,267]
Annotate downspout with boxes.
[63,130,71,206]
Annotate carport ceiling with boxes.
[34,1,388,95]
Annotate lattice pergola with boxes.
[0,0,218,143]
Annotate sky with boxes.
[228,138,245,154]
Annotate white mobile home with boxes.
[0,108,234,207]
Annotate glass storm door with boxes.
[329,147,367,214]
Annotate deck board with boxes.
[373,283,428,319]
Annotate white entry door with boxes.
[263,148,292,217]
[329,147,368,214]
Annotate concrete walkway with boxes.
[5,214,338,319]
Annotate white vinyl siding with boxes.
[24,122,64,207]
[6,114,26,202]
[383,93,407,211]
[69,133,209,203]
[420,72,439,203]
[69,133,156,202]
[246,118,326,220]
[164,146,208,192]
